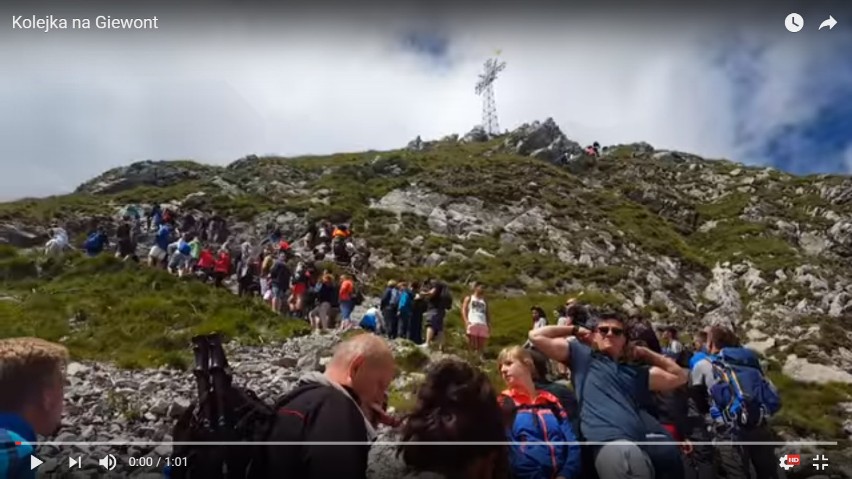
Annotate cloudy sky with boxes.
[1,0,851,200]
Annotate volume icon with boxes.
[98,454,117,471]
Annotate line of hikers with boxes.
[361,278,454,350]
[0,313,784,479]
[44,204,370,306]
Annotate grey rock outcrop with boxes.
[75,160,211,195]
[503,118,582,163]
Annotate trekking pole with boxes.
[207,333,231,429]
[191,335,215,429]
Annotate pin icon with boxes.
[819,15,837,30]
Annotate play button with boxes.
[30,455,43,470]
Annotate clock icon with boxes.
[785,13,804,32]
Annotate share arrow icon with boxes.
[819,15,837,30]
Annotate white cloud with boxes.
[0,5,850,200]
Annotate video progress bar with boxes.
[22,441,840,446]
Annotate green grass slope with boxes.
[0,246,308,368]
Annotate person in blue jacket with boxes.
[83,227,109,257]
[498,346,581,479]
[0,338,68,479]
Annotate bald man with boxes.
[266,333,396,479]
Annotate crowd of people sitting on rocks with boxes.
[272,311,782,479]
[1,301,784,479]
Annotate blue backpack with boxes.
[84,232,102,252]
[708,347,781,429]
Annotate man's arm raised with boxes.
[634,346,688,392]
[528,325,589,365]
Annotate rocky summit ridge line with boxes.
[0,118,851,475]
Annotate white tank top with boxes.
[467,295,487,325]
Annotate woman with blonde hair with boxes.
[497,346,581,479]
[461,282,490,354]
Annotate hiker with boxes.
[309,273,338,331]
[197,214,209,242]
[0,338,69,479]
[461,282,490,355]
[682,330,715,479]
[147,203,162,232]
[630,321,690,479]
[196,246,216,281]
[289,260,310,318]
[115,216,137,261]
[212,248,231,288]
[498,346,582,479]
[332,223,351,240]
[259,247,276,303]
[236,252,260,297]
[83,227,109,257]
[422,279,451,350]
[149,222,172,268]
[124,204,142,223]
[168,234,193,277]
[662,326,685,361]
[530,306,548,330]
[269,251,291,313]
[380,280,400,339]
[333,236,349,264]
[555,305,571,326]
[689,331,710,369]
[187,235,202,270]
[237,240,252,265]
[359,304,385,334]
[528,310,689,479]
[564,301,593,329]
[180,212,197,237]
[318,221,332,244]
[585,142,600,157]
[392,358,508,479]
[527,347,580,430]
[278,239,292,256]
[208,213,226,244]
[267,334,396,479]
[44,224,69,256]
[305,222,318,249]
[396,281,414,340]
[409,281,427,344]
[162,208,176,229]
[338,274,356,328]
[689,326,781,479]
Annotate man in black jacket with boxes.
[266,333,396,479]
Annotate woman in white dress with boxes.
[461,282,490,354]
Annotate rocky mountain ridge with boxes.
[1,118,852,474]
[9,119,848,379]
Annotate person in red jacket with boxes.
[213,249,231,288]
[196,247,216,281]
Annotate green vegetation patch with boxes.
[0,251,308,369]
[768,370,852,440]
[688,220,799,271]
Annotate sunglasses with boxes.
[596,326,625,337]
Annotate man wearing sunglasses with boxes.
[528,310,688,479]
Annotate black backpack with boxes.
[171,334,275,479]
[439,284,453,310]
[352,284,365,306]
[269,260,290,287]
